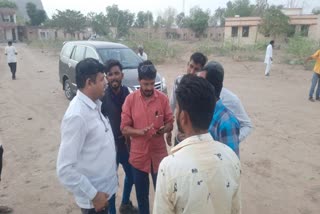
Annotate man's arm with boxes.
[57,115,98,201]
[217,120,240,157]
[153,159,175,214]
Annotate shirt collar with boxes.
[77,90,101,110]
[171,133,213,154]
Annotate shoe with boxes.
[316,97,320,101]
[309,97,315,102]
[265,73,269,76]
[119,201,138,214]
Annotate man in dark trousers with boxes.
[101,59,138,214]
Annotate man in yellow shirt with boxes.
[305,49,320,102]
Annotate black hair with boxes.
[270,40,275,45]
[8,41,12,45]
[138,60,157,80]
[176,74,216,131]
[202,61,224,98]
[104,59,123,74]
[76,58,104,89]
[190,52,207,67]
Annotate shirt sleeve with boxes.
[311,50,320,59]
[121,95,133,130]
[229,98,252,142]
[163,96,174,125]
[56,115,97,200]
[153,158,175,214]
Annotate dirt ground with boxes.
[0,43,319,214]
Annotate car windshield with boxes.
[97,48,142,69]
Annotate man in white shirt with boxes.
[137,46,148,61]
[57,58,118,214]
[154,74,241,214]
[264,40,274,76]
[4,41,18,80]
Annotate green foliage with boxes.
[106,4,135,38]
[286,36,320,65]
[26,2,47,26]
[87,12,110,36]
[161,7,177,29]
[259,6,290,37]
[312,8,320,15]
[188,7,210,37]
[134,11,153,28]
[50,10,87,34]
[0,0,17,8]
[224,0,255,17]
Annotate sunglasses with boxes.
[140,65,157,74]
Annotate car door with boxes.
[59,43,75,84]
[69,45,86,89]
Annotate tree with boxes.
[50,10,87,35]
[188,7,210,37]
[134,11,153,28]
[162,7,177,28]
[106,4,135,37]
[259,6,290,38]
[224,0,255,17]
[26,2,47,26]
[176,12,189,28]
[253,0,269,16]
[0,0,17,8]
[312,7,320,15]
[212,7,226,26]
[87,12,109,36]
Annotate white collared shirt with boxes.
[5,46,17,63]
[153,133,241,214]
[57,90,117,209]
[220,88,252,142]
[138,52,148,61]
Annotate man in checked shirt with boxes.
[197,61,240,157]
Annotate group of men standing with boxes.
[56,51,253,214]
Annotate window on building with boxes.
[231,27,238,37]
[40,32,46,39]
[301,25,309,37]
[242,26,249,37]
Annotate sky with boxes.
[42,0,319,17]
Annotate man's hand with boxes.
[166,132,172,146]
[92,192,109,212]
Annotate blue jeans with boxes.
[309,72,320,99]
[108,148,134,214]
[132,166,157,214]
[81,194,115,214]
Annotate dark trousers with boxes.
[132,165,157,214]
[8,63,17,79]
[81,194,115,214]
[108,148,134,214]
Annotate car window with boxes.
[97,48,142,69]
[72,46,86,62]
[61,43,74,58]
[85,47,99,60]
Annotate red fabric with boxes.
[121,90,173,173]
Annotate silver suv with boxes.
[59,41,167,100]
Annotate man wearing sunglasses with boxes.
[121,60,174,214]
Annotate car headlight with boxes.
[162,77,167,90]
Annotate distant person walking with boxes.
[4,41,18,80]
[137,46,148,61]
[264,40,274,76]
[305,49,320,102]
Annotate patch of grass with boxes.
[28,39,65,51]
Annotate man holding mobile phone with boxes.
[121,60,174,214]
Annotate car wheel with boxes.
[64,79,75,100]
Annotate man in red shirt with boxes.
[121,60,173,214]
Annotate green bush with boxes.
[286,36,320,65]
